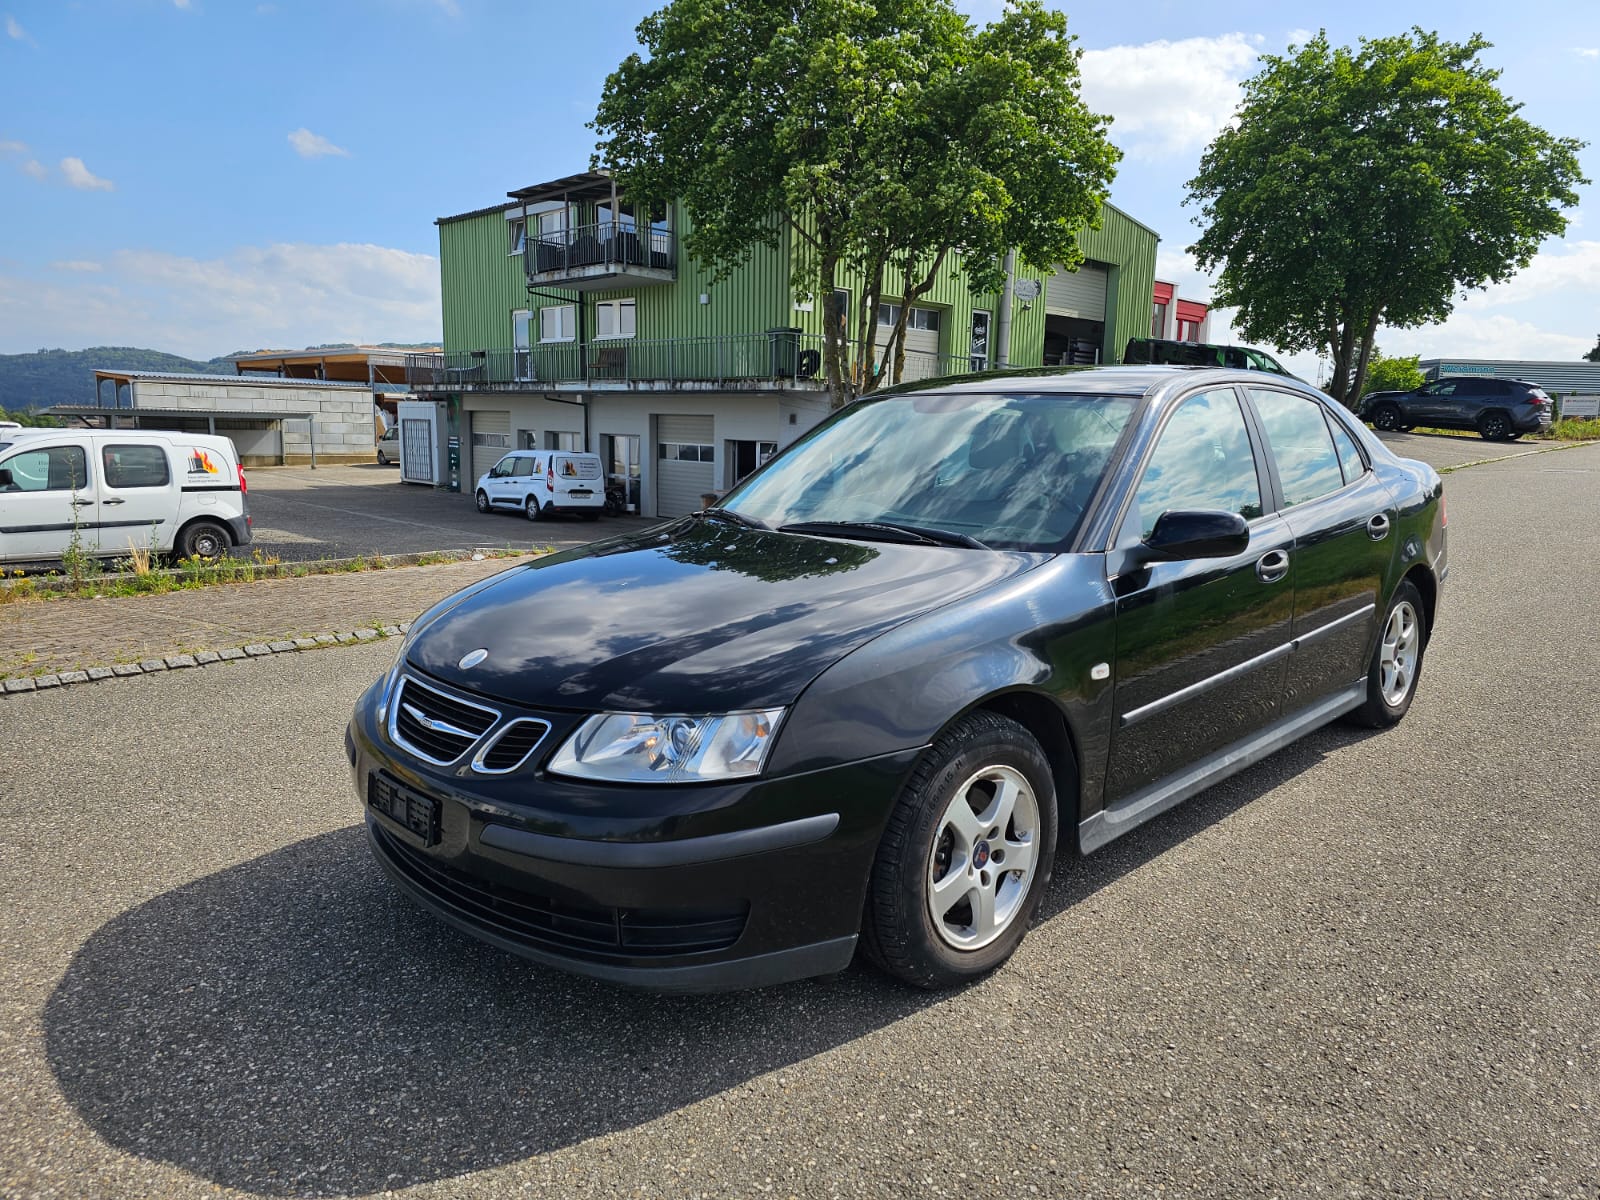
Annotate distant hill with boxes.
[0,343,441,412]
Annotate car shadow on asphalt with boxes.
[42,721,1372,1197]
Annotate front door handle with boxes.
[70,497,93,507]
[1367,514,1391,541]
[103,497,126,506]
[1256,549,1290,583]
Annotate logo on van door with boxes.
[188,448,221,475]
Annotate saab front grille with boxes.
[389,674,499,765]
[473,718,553,774]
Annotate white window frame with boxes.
[539,304,576,343]
[507,218,526,256]
[594,298,637,341]
[537,207,569,241]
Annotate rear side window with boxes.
[103,444,171,489]
[1124,389,1262,541]
[1327,419,1367,484]
[1,445,88,492]
[1250,390,1346,507]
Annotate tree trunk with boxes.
[1346,310,1383,408]
[1328,313,1359,407]
[818,252,850,410]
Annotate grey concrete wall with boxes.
[128,380,377,461]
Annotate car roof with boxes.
[914,364,1325,400]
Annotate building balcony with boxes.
[524,220,676,292]
[404,334,982,393]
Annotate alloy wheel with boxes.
[926,764,1040,951]
[1380,600,1420,707]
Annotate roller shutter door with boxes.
[469,410,511,485]
[1045,262,1108,321]
[656,414,715,517]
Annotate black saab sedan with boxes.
[347,367,1446,991]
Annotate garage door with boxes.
[1046,262,1108,321]
[656,414,714,517]
[873,306,944,381]
[469,410,511,486]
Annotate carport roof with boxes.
[48,405,315,422]
[92,369,372,389]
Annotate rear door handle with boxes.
[1256,549,1290,583]
[1367,514,1391,541]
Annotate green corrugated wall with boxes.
[1077,204,1160,364]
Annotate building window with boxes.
[508,219,526,256]
[539,305,576,343]
[876,303,941,331]
[545,431,583,452]
[1177,318,1202,343]
[595,298,637,340]
[537,207,568,242]
[658,442,714,462]
[1151,301,1167,338]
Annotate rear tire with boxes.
[862,711,1058,989]
[475,490,491,514]
[177,520,230,561]
[1479,411,1512,441]
[1346,580,1426,728]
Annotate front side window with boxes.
[1250,389,1346,507]
[102,444,170,489]
[0,445,88,492]
[1124,390,1262,542]
[723,391,1138,552]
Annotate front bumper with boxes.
[345,679,919,991]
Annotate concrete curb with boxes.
[2,621,410,695]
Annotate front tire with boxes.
[863,711,1058,989]
[1347,580,1426,728]
[177,520,230,561]
[475,490,491,514]
[525,495,544,521]
[1371,404,1401,432]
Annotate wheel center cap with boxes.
[972,840,991,870]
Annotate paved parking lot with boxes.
[1,444,1597,1199]
[246,465,656,561]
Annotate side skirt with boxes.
[1078,682,1365,855]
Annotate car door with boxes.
[1103,387,1296,804]
[1246,388,1395,712]
[0,438,98,563]
[96,441,175,556]
[1406,380,1458,425]
[508,454,539,505]
[484,455,515,505]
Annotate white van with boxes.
[473,449,605,520]
[0,429,251,564]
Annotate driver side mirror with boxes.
[1138,510,1250,562]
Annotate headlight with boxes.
[548,709,785,783]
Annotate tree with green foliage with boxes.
[593,0,1118,407]
[1359,348,1425,396]
[1186,29,1586,409]
[1584,336,1600,363]
[0,406,60,428]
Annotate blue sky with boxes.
[1,0,1595,377]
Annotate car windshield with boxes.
[721,391,1138,552]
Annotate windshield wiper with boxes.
[701,506,769,531]
[777,520,988,550]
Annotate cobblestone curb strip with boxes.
[1,623,410,695]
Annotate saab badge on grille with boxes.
[458,648,489,670]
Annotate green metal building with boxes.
[407,170,1160,517]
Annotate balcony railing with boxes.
[406,334,982,392]
[524,219,676,282]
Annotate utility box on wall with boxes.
[397,399,448,486]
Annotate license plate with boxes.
[368,772,441,846]
[568,489,593,497]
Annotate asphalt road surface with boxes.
[2,443,1596,1199]
[245,465,656,561]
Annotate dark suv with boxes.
[1360,377,1553,441]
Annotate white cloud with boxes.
[1472,241,1600,306]
[60,156,114,191]
[51,260,103,273]
[434,0,460,14]
[287,128,349,159]
[5,14,30,42]
[1381,311,1591,363]
[173,0,192,8]
[1574,47,1599,59]
[1079,34,1262,161]
[20,158,45,179]
[0,242,440,359]
[0,138,24,154]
